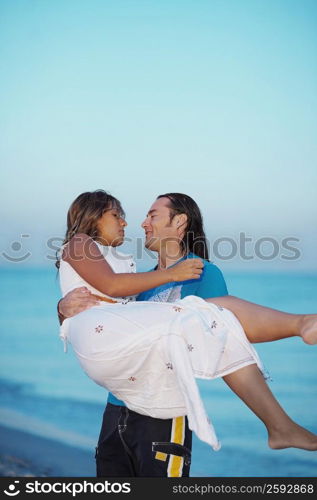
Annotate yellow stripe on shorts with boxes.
[167,416,185,477]
[155,451,167,462]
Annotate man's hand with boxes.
[58,287,100,320]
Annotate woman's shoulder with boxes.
[68,233,93,247]
[63,234,101,261]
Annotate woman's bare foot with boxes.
[268,422,317,451]
[299,315,317,345]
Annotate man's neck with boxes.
[157,244,185,270]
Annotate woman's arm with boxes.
[63,234,203,297]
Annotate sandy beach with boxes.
[0,425,95,477]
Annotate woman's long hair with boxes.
[56,190,124,269]
[157,193,209,260]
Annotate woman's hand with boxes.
[167,258,204,282]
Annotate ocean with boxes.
[0,267,316,477]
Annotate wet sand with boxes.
[0,424,95,477]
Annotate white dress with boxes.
[59,243,264,450]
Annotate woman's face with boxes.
[96,207,127,246]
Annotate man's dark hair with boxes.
[157,193,209,260]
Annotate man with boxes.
[58,193,228,477]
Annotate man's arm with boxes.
[58,287,100,324]
[57,299,65,325]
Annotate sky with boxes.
[1,0,316,270]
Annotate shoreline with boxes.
[0,424,95,477]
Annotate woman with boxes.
[57,190,317,451]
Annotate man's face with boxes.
[141,197,179,253]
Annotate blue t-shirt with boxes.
[107,253,228,406]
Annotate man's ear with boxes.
[176,213,188,229]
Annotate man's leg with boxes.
[122,411,192,477]
[206,296,317,344]
[95,403,136,477]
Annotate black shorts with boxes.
[95,403,192,477]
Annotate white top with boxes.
[59,242,137,303]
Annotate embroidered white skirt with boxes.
[60,295,263,450]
